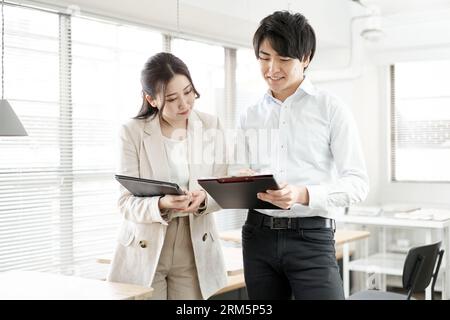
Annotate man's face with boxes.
[258,38,309,102]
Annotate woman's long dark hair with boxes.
[134,52,200,120]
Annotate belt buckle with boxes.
[270,217,291,230]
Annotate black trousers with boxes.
[242,211,345,300]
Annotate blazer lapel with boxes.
[143,116,170,181]
[187,111,203,190]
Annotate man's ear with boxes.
[145,94,158,108]
[302,55,311,69]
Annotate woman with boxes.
[107,52,227,300]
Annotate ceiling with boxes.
[361,0,450,15]
[30,0,450,50]
[181,0,354,48]
[182,0,450,19]
[181,0,450,48]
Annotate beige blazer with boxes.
[107,110,227,299]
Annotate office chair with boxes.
[348,241,444,300]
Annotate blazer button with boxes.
[139,240,147,248]
[202,233,208,242]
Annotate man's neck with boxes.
[272,77,304,102]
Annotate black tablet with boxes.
[115,174,185,197]
[198,174,282,209]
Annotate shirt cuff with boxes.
[305,185,328,211]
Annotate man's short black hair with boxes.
[253,11,316,68]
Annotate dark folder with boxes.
[115,174,185,197]
[197,174,282,209]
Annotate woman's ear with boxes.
[145,94,158,109]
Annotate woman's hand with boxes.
[158,192,192,211]
[178,190,207,213]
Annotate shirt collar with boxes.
[299,76,316,96]
[264,76,317,104]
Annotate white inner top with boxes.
[163,136,190,219]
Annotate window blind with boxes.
[0,4,162,279]
[391,61,450,182]
[172,38,225,117]
[236,48,266,124]
[0,5,65,274]
[68,16,162,278]
[0,3,251,280]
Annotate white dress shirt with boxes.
[232,77,369,219]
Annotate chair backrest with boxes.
[402,241,444,297]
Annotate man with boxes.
[234,11,369,300]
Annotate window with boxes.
[0,3,255,279]
[70,17,162,277]
[391,61,450,182]
[236,48,266,121]
[172,38,224,116]
[0,4,163,279]
[0,5,63,275]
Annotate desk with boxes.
[219,228,370,298]
[213,274,246,297]
[220,228,370,246]
[97,247,244,277]
[96,247,246,297]
[0,270,153,300]
[96,230,370,299]
[336,214,450,300]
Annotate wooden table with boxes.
[0,270,153,300]
[220,228,370,246]
[96,229,370,298]
[219,228,370,298]
[96,247,246,297]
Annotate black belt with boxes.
[247,209,335,230]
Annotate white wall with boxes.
[308,5,450,208]
[313,66,382,206]
[327,7,450,208]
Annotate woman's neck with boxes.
[160,117,187,140]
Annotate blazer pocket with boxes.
[117,222,135,247]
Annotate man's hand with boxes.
[257,183,309,209]
[237,168,257,176]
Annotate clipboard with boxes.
[115,174,185,197]
[197,174,282,209]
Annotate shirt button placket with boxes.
[280,103,289,180]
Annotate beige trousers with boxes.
[150,216,203,300]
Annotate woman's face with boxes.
[147,74,195,123]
